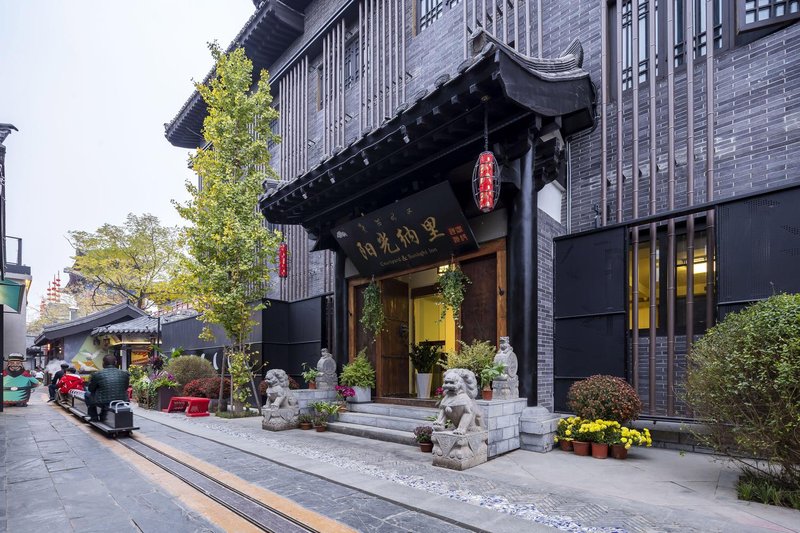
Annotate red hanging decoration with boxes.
[278,242,288,278]
[472,150,500,213]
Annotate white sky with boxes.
[0,0,254,321]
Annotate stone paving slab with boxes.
[133,406,800,533]
[0,395,221,533]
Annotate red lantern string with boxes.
[472,104,500,213]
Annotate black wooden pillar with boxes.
[333,248,348,371]
[507,135,538,406]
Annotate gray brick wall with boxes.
[536,208,564,411]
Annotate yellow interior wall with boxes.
[413,295,455,352]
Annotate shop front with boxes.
[260,33,596,405]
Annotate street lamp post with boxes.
[0,123,19,413]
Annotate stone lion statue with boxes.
[265,369,298,409]
[432,369,484,435]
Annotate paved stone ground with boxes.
[0,396,219,533]
[5,394,799,533]
[136,417,475,533]
[134,407,800,533]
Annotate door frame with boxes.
[347,238,507,396]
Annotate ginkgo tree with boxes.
[67,213,183,312]
[174,43,282,413]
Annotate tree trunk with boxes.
[217,352,226,413]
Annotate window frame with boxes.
[737,0,800,32]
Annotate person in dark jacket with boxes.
[48,363,69,402]
[86,355,129,422]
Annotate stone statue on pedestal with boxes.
[315,348,337,391]
[262,369,300,431]
[492,336,519,400]
[431,368,488,470]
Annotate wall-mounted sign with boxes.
[332,182,478,276]
[131,350,150,366]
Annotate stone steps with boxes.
[348,402,438,420]
[337,411,430,433]
[326,421,418,446]
[327,402,439,447]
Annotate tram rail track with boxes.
[120,437,319,533]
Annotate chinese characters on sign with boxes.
[332,182,478,276]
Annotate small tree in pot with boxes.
[479,361,505,401]
[409,343,440,399]
[414,425,434,453]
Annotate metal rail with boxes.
[120,438,317,533]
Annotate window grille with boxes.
[344,38,359,90]
[738,0,800,31]
[418,0,444,31]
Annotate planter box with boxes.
[348,386,372,403]
[416,373,432,399]
[156,387,178,410]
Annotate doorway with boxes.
[348,238,507,398]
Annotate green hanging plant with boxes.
[360,279,385,338]
[437,264,471,326]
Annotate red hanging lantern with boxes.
[472,150,500,213]
[278,242,288,278]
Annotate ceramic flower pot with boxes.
[611,444,628,459]
[572,440,591,456]
[591,442,609,459]
[416,373,432,399]
[299,422,313,430]
[349,386,372,403]
[419,441,433,453]
[559,439,574,452]
[308,381,317,390]
[482,388,493,401]
[315,424,327,432]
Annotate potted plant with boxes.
[440,339,496,379]
[334,385,355,411]
[567,374,642,423]
[298,413,313,430]
[479,361,505,401]
[609,425,652,459]
[436,264,470,327]
[414,425,434,453]
[409,343,440,399]
[151,371,180,410]
[313,414,328,432]
[340,349,375,403]
[360,279,385,340]
[571,420,594,456]
[554,416,580,451]
[301,362,320,389]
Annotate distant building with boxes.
[1,124,32,367]
[167,1,800,417]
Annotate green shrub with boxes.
[340,349,376,388]
[165,356,216,392]
[567,375,642,423]
[440,340,495,379]
[686,293,800,490]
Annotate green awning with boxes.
[0,279,24,312]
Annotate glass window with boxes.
[628,225,712,333]
[739,0,800,30]
[418,0,444,32]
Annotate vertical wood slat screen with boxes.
[463,0,536,58]
[323,20,346,156]
[360,0,406,132]
[278,57,308,181]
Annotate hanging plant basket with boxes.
[360,279,385,339]
[437,264,471,327]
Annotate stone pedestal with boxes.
[294,389,337,414]
[262,406,300,431]
[491,377,519,400]
[476,398,527,457]
[432,429,488,470]
[519,406,561,453]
